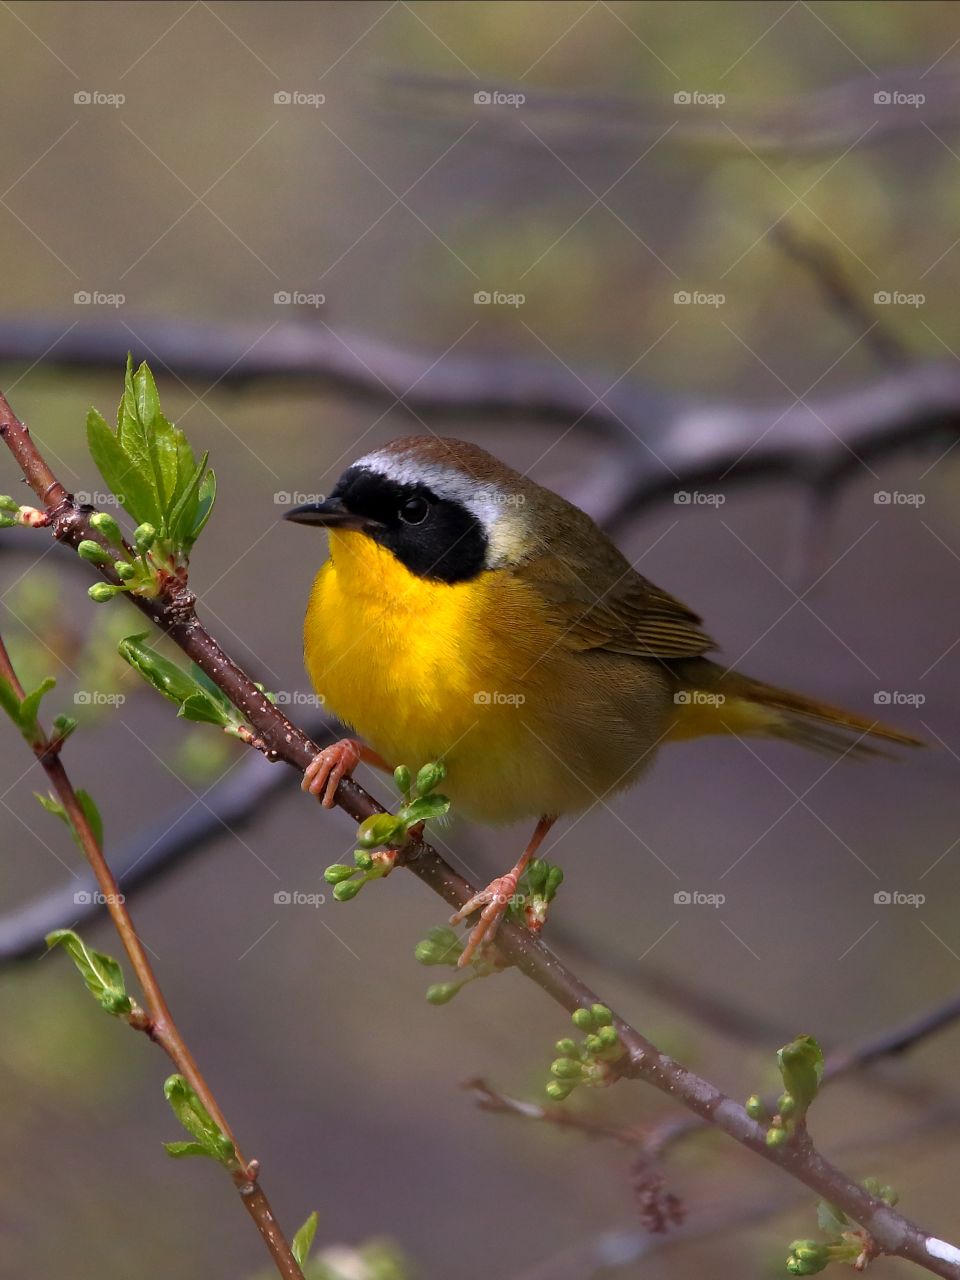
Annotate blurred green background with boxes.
[1,3,959,1277]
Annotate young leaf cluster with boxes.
[85,356,215,573]
[324,762,449,902]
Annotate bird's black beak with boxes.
[283,496,383,532]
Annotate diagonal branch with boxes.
[2,388,958,1278]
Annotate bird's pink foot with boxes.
[302,738,364,807]
[450,871,520,967]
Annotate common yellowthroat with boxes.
[285,436,921,965]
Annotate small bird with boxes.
[285,436,921,965]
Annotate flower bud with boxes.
[333,879,363,902]
[77,539,112,565]
[133,523,156,553]
[89,511,123,544]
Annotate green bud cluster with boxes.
[324,847,398,901]
[326,761,450,904]
[786,1240,832,1275]
[81,512,167,603]
[747,1034,824,1146]
[786,1234,865,1275]
[546,1004,623,1101]
[509,857,564,932]
[784,1179,897,1274]
[0,494,22,528]
[862,1177,898,1206]
[411,924,497,1005]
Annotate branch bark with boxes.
[0,634,304,1279]
[2,389,958,1278]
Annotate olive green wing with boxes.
[517,546,716,660]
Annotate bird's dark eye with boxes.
[399,495,430,525]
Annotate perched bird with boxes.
[285,436,922,965]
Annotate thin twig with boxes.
[771,222,909,367]
[2,390,958,1278]
[0,633,304,1280]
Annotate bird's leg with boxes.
[451,815,556,968]
[301,738,390,807]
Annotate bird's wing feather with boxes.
[517,545,716,660]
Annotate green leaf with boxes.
[46,929,132,1016]
[163,1141,213,1159]
[191,469,216,544]
[816,1198,849,1236]
[163,1074,236,1167]
[401,794,450,825]
[87,406,161,527]
[166,451,206,550]
[189,665,234,712]
[0,673,23,727]
[291,1211,318,1267]
[89,358,212,547]
[176,691,231,726]
[356,812,405,848]
[35,787,103,852]
[118,358,175,516]
[118,634,239,730]
[17,675,56,742]
[76,789,104,848]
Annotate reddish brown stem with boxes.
[0,632,303,1280]
[1,388,958,1278]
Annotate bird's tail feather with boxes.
[668,660,925,759]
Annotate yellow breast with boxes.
[303,531,579,823]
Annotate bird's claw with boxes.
[302,739,363,807]
[450,873,519,968]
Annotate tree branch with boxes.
[2,388,958,1277]
[383,67,960,157]
[0,633,303,1280]
[1,318,958,528]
